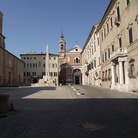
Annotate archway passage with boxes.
[33,79,38,83]
[73,69,82,85]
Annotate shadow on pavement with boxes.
[0,98,138,137]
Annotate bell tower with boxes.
[58,32,66,58]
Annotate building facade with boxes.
[58,33,82,85]
[81,24,101,86]
[0,11,24,86]
[98,0,138,92]
[20,52,59,86]
[82,0,138,92]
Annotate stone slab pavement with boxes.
[0,85,138,138]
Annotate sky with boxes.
[0,0,111,58]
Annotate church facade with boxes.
[58,33,82,85]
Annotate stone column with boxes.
[124,61,128,85]
[118,58,124,84]
[111,62,115,85]
[45,45,49,78]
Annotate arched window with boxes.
[61,44,64,50]
[74,57,80,63]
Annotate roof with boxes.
[20,53,59,56]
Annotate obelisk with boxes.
[45,45,49,80]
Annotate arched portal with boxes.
[73,69,82,85]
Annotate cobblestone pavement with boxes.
[0,85,138,138]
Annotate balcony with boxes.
[110,48,127,60]
[114,17,121,27]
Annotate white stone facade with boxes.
[81,24,101,87]
[82,0,138,92]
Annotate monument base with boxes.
[31,83,55,87]
[31,76,56,87]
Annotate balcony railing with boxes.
[110,48,127,60]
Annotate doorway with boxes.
[33,79,38,83]
[75,76,80,84]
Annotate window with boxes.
[112,44,114,52]
[27,63,32,68]
[74,58,80,63]
[94,58,96,68]
[108,69,111,80]
[102,71,105,81]
[61,44,63,50]
[27,57,29,60]
[107,23,109,33]
[101,31,103,41]
[24,72,26,77]
[130,64,135,77]
[119,37,122,48]
[67,57,70,62]
[54,57,56,60]
[102,53,104,62]
[52,64,57,68]
[33,63,37,68]
[94,45,96,52]
[76,49,78,51]
[49,72,53,77]
[110,17,113,28]
[76,58,79,63]
[97,37,99,45]
[104,27,106,37]
[32,72,36,76]
[23,57,26,60]
[98,57,100,65]
[126,0,131,6]
[94,34,95,40]
[91,47,93,55]
[54,72,57,76]
[43,57,45,60]
[39,62,41,67]
[42,72,45,76]
[105,70,107,81]
[129,59,135,78]
[117,6,121,21]
[34,57,36,60]
[105,51,107,61]
[49,63,52,68]
[108,48,110,59]
[27,72,30,77]
[43,63,45,67]
[129,27,133,44]
[91,61,94,69]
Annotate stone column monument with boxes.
[31,45,55,87]
[43,45,50,81]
